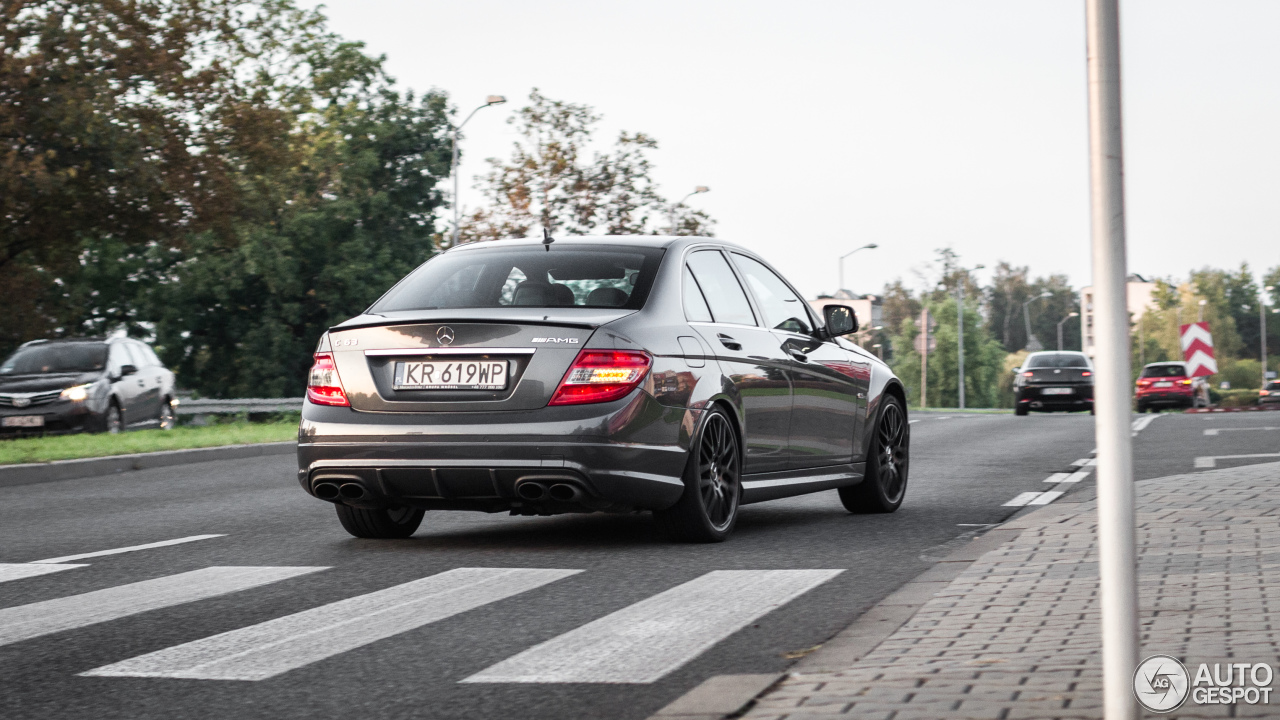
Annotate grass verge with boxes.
[0,421,298,465]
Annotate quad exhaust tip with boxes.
[313,482,341,501]
[338,483,367,500]
[516,481,548,501]
[548,483,582,502]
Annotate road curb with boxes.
[0,441,297,489]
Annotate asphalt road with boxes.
[1,409,1276,720]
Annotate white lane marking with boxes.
[1204,427,1278,436]
[31,535,226,564]
[1003,492,1044,507]
[0,563,88,584]
[1070,457,1097,467]
[462,569,843,684]
[0,566,325,648]
[1130,414,1162,435]
[908,420,921,425]
[84,568,580,681]
[1043,473,1071,484]
[1029,491,1064,505]
[1195,453,1280,469]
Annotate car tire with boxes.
[334,504,425,539]
[653,407,741,543]
[1015,405,1029,416]
[839,395,909,514]
[104,402,124,434]
[159,398,176,430]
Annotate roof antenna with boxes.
[542,227,555,251]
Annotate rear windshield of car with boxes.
[0,343,108,375]
[1266,381,1279,391]
[369,245,665,313]
[1025,353,1090,369]
[1141,365,1187,378]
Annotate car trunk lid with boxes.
[327,313,626,412]
[1025,367,1091,384]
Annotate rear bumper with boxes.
[297,390,695,513]
[1136,390,1194,407]
[1015,385,1093,411]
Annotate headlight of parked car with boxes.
[60,384,92,401]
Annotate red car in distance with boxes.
[1135,361,1210,413]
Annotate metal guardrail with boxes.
[174,398,304,415]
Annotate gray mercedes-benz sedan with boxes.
[298,235,909,542]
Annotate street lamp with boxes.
[1197,298,1208,322]
[1022,291,1053,351]
[956,263,984,409]
[1264,285,1275,389]
[837,243,878,295]
[450,95,507,247]
[668,186,710,235]
[1057,311,1080,351]
[871,343,883,360]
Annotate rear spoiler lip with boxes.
[331,309,637,332]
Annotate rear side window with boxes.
[125,342,150,368]
[370,246,664,312]
[683,266,714,323]
[1026,353,1091,369]
[731,254,812,334]
[685,250,756,326]
[1141,364,1187,378]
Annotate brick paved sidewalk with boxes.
[744,461,1280,720]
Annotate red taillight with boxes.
[306,353,350,406]
[1082,371,1092,377]
[1136,379,1150,386]
[1261,390,1271,396]
[1022,371,1034,377]
[549,350,652,406]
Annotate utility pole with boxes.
[957,284,965,410]
[1264,286,1274,388]
[920,307,930,409]
[1086,2,1138,718]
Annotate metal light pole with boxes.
[450,95,507,247]
[1264,285,1275,388]
[1057,312,1080,351]
[669,186,710,235]
[1086,2,1138,717]
[1022,291,1053,350]
[920,307,930,409]
[955,264,984,409]
[1198,298,1208,322]
[837,243,879,294]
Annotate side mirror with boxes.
[119,364,138,377]
[823,304,858,337]
[1012,367,1022,374]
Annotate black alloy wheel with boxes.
[839,395,909,514]
[654,408,741,542]
[335,504,425,539]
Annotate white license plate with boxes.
[394,360,509,390]
[1154,381,1173,387]
[1042,387,1073,395]
[2,415,44,428]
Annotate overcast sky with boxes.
[301,0,1279,300]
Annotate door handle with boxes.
[785,347,808,362]
[716,334,742,351]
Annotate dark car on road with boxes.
[298,235,911,542]
[1013,351,1094,416]
[0,338,177,434]
[1135,361,1209,412]
[1262,381,1280,407]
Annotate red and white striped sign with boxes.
[1179,322,1218,377]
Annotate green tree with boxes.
[889,297,1004,408]
[460,89,715,242]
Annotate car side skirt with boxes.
[740,463,865,504]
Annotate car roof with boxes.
[1027,351,1087,357]
[1144,361,1185,367]
[19,337,108,347]
[442,235,746,254]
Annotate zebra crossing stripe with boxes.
[83,567,581,681]
[462,569,843,684]
[0,563,88,584]
[30,534,225,564]
[0,566,325,648]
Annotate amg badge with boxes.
[531,337,580,344]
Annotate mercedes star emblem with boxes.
[436,326,455,346]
